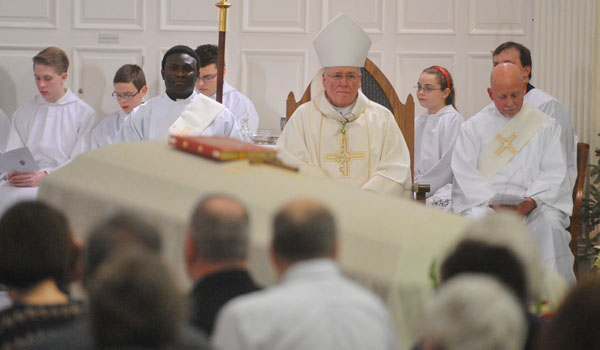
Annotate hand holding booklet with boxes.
[0,147,39,173]
[488,193,525,206]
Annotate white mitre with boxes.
[313,13,371,68]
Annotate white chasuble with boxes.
[451,102,575,284]
[277,90,411,197]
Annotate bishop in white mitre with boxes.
[452,63,574,284]
[113,45,240,144]
[277,14,411,197]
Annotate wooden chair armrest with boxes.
[413,183,430,204]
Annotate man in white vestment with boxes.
[0,47,97,215]
[114,45,240,143]
[451,63,575,284]
[213,199,397,350]
[0,108,9,152]
[492,42,577,195]
[195,44,260,135]
[277,14,411,197]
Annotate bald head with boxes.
[189,194,249,263]
[273,199,336,262]
[487,62,526,117]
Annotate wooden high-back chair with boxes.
[285,58,430,200]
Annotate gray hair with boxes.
[189,194,250,263]
[423,274,527,350]
[272,199,336,261]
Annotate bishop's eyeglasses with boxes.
[112,91,140,100]
[326,73,360,83]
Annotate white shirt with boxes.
[114,91,239,143]
[213,259,397,350]
[277,90,412,197]
[207,80,260,134]
[0,108,9,152]
[414,104,464,199]
[6,89,97,172]
[90,109,130,149]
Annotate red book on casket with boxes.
[168,135,277,161]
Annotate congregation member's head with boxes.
[112,64,148,114]
[88,249,185,349]
[83,213,162,288]
[314,14,370,108]
[185,194,250,280]
[488,62,527,118]
[440,212,543,303]
[0,200,74,295]
[271,199,336,276]
[492,41,533,84]
[161,45,200,100]
[32,46,69,103]
[541,276,600,350]
[416,65,456,114]
[421,275,527,350]
[194,44,220,96]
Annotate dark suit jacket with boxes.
[190,268,261,336]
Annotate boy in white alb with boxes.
[0,47,97,215]
[91,64,148,148]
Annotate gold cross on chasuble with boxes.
[324,134,366,177]
[172,125,191,136]
[495,132,517,156]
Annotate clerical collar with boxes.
[166,91,193,101]
[333,103,357,122]
[526,82,535,93]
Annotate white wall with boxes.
[0,0,596,141]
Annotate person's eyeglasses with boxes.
[198,74,217,82]
[326,73,360,82]
[414,85,443,93]
[112,91,139,100]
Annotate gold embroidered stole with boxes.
[477,102,548,179]
[168,94,224,137]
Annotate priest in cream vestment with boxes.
[277,14,411,197]
[452,63,574,284]
[113,45,240,144]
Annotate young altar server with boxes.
[91,64,148,148]
[414,66,464,210]
[0,108,8,152]
[0,47,97,216]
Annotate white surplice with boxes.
[0,108,8,152]
[277,90,412,197]
[213,259,397,350]
[0,89,97,215]
[206,80,260,134]
[525,87,577,192]
[451,102,575,284]
[90,109,131,149]
[414,104,464,209]
[113,91,240,143]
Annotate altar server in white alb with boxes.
[414,65,464,210]
[492,42,577,196]
[213,199,397,350]
[451,63,574,284]
[114,45,240,143]
[195,44,260,135]
[91,64,148,148]
[277,14,411,197]
[0,47,97,215]
[0,108,9,152]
